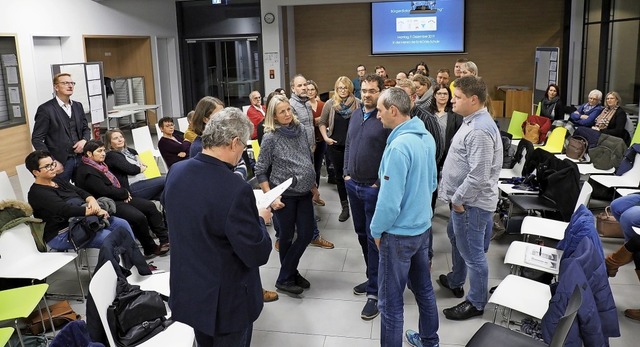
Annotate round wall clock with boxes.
[264,12,275,24]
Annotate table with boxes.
[107,104,161,129]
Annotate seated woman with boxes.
[539,83,565,121]
[574,91,629,146]
[75,140,169,258]
[188,96,225,158]
[104,128,165,201]
[26,150,136,251]
[569,89,604,127]
[157,117,191,169]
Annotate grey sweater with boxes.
[255,124,316,195]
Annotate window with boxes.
[0,36,26,129]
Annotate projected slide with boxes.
[371,0,465,54]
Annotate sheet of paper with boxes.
[1,54,17,66]
[255,178,293,209]
[12,105,21,118]
[5,66,18,84]
[90,108,105,123]
[138,150,161,179]
[85,64,101,80]
[89,95,103,110]
[8,87,20,104]
[87,79,102,95]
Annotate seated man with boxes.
[247,91,266,140]
[26,150,136,250]
[157,117,191,169]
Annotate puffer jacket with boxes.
[589,133,627,170]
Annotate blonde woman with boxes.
[319,76,361,222]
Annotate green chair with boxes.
[536,126,568,154]
[0,327,14,347]
[631,125,640,146]
[535,101,542,116]
[0,284,54,347]
[507,111,529,140]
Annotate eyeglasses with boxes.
[236,137,248,149]
[336,87,349,91]
[39,161,58,171]
[57,81,76,86]
[357,69,366,72]
[361,89,380,95]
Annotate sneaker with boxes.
[361,298,379,320]
[309,236,334,249]
[274,239,279,252]
[405,329,423,347]
[438,274,464,298]
[263,289,279,302]
[295,273,311,289]
[353,281,367,295]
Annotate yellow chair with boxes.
[0,327,14,347]
[535,101,542,116]
[507,111,529,140]
[536,126,567,154]
[631,125,640,146]
[0,284,55,346]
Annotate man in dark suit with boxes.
[31,73,91,182]
[162,107,272,347]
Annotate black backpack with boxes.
[501,131,516,169]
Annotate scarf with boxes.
[541,96,559,116]
[334,95,358,119]
[81,156,121,188]
[277,123,302,138]
[594,106,618,130]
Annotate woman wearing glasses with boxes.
[319,76,362,222]
[427,84,463,170]
[569,89,604,127]
[255,95,317,295]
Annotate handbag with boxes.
[523,122,541,144]
[596,206,624,238]
[565,135,588,161]
[67,215,107,250]
[28,300,81,334]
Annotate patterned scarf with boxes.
[81,156,121,188]
[594,106,618,130]
[334,95,358,119]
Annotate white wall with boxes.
[0,0,181,132]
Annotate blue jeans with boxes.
[274,193,315,284]
[445,206,492,310]
[378,232,439,347]
[345,178,379,297]
[130,176,165,201]
[59,156,79,182]
[610,194,640,242]
[47,216,134,250]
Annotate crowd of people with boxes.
[23,56,637,347]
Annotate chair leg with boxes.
[73,257,87,300]
[40,296,57,336]
[14,320,25,347]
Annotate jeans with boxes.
[313,141,327,187]
[194,324,252,347]
[345,178,379,297]
[59,156,79,183]
[327,145,347,201]
[610,194,640,267]
[378,232,439,347]
[274,193,315,284]
[130,176,165,201]
[47,216,134,250]
[445,205,492,310]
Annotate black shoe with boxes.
[361,298,379,320]
[275,282,304,295]
[438,274,464,298]
[327,176,337,184]
[295,273,311,289]
[443,300,484,320]
[353,281,367,295]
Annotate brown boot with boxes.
[263,289,279,302]
[625,270,640,321]
[605,245,634,277]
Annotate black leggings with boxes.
[114,198,168,254]
[327,145,347,201]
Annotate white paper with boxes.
[8,86,20,104]
[91,107,105,123]
[85,64,101,80]
[524,245,558,270]
[550,51,558,61]
[5,66,18,84]
[549,62,557,72]
[87,79,102,96]
[1,54,17,66]
[89,95,104,111]
[255,178,293,209]
[12,105,21,117]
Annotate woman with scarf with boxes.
[539,84,564,121]
[574,91,628,146]
[75,140,170,258]
[319,76,362,222]
[412,73,432,110]
[255,95,317,295]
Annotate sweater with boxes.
[157,131,191,169]
[343,108,390,185]
[104,148,142,191]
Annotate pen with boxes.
[539,247,542,256]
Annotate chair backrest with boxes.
[539,127,567,153]
[0,171,16,201]
[573,181,593,212]
[507,111,529,139]
[511,147,527,176]
[242,105,250,114]
[177,117,189,132]
[549,285,583,347]
[0,224,41,259]
[155,123,162,138]
[89,263,119,347]
[131,126,158,153]
[622,154,640,182]
[631,123,640,146]
[16,164,35,202]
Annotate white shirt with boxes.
[55,96,73,118]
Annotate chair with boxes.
[467,284,582,347]
[177,117,189,132]
[616,188,640,197]
[500,148,528,180]
[504,241,563,276]
[536,127,567,154]
[90,263,194,347]
[487,274,552,322]
[16,164,34,202]
[0,284,54,346]
[0,327,14,346]
[0,224,85,300]
[242,105,250,114]
[590,154,640,189]
[132,126,166,172]
[127,266,170,298]
[631,123,640,146]
[0,171,16,200]
[507,111,529,140]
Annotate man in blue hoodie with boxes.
[371,87,439,347]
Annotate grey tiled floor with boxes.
[8,171,640,346]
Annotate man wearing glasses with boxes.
[352,65,366,99]
[32,72,91,182]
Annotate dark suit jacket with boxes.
[441,111,464,168]
[31,97,90,165]
[162,153,271,336]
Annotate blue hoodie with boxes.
[370,116,438,239]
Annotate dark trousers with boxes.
[327,145,347,201]
[274,193,315,284]
[314,141,327,187]
[114,197,168,254]
[59,156,79,183]
[194,325,252,347]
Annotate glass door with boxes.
[185,37,261,109]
